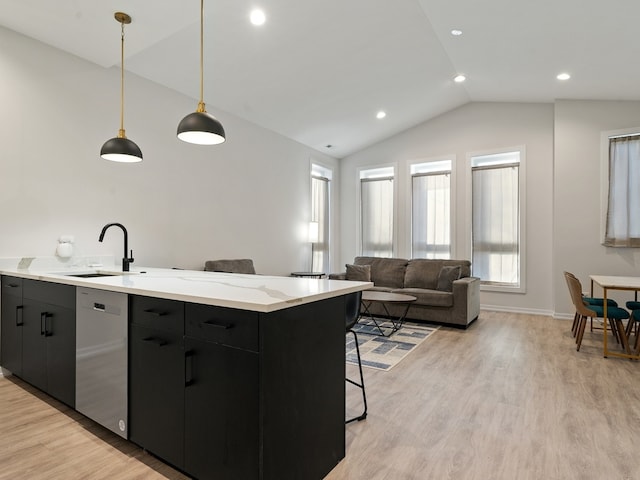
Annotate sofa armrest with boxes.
[328,272,347,280]
[451,276,481,324]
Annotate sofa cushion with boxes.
[404,259,471,289]
[392,288,454,307]
[345,264,371,282]
[354,257,408,288]
[436,266,461,291]
[404,259,442,289]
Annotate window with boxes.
[360,167,394,257]
[604,133,640,247]
[471,150,522,288]
[311,164,331,272]
[411,160,452,259]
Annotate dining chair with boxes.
[625,302,640,349]
[204,259,256,274]
[345,290,367,424]
[563,271,618,336]
[564,272,630,352]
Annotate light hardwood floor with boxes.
[1,311,639,480]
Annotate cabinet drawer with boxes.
[23,279,74,308]
[2,275,23,297]
[130,295,184,334]
[186,303,259,352]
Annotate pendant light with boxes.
[100,12,143,163]
[177,0,226,145]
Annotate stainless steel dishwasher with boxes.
[76,287,128,438]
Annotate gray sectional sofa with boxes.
[330,256,480,328]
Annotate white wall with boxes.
[0,26,340,275]
[339,102,555,314]
[554,100,640,316]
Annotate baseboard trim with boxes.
[480,305,554,317]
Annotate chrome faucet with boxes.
[99,222,134,272]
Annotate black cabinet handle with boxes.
[5,283,20,288]
[203,319,233,329]
[142,336,167,347]
[143,309,167,317]
[41,312,53,336]
[185,350,195,387]
[16,305,23,326]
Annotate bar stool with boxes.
[345,291,367,424]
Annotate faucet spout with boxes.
[99,222,134,272]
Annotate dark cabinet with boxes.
[129,296,185,468]
[1,276,24,376]
[184,305,260,480]
[128,294,346,480]
[21,280,76,407]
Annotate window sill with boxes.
[480,283,526,294]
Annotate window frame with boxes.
[600,127,640,245]
[310,162,333,273]
[467,146,526,294]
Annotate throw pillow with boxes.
[436,265,461,291]
[345,264,371,282]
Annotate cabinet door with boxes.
[21,298,48,392]
[130,324,185,469]
[21,299,75,406]
[1,290,23,376]
[45,304,76,407]
[184,337,259,480]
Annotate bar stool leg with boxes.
[346,329,367,424]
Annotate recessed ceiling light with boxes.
[451,29,463,36]
[454,74,466,83]
[250,9,266,26]
[557,72,571,81]
[376,111,386,119]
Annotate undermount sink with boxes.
[66,273,120,278]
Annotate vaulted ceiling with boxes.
[2,0,639,158]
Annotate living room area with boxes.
[3,1,640,478]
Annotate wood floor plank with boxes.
[1,311,639,479]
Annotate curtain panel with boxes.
[361,177,394,257]
[472,164,519,285]
[311,176,330,272]
[411,172,451,259]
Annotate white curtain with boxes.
[472,165,519,285]
[412,173,450,258]
[605,135,640,247]
[311,176,330,272]
[361,177,394,257]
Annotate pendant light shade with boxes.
[177,0,226,145]
[101,12,142,163]
[100,135,143,162]
[177,106,225,145]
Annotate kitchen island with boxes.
[0,263,372,480]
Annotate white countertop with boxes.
[0,265,372,313]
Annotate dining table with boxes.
[589,275,640,360]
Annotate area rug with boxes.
[346,319,439,371]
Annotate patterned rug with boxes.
[346,318,439,371]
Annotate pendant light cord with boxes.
[119,18,126,137]
[197,0,206,113]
